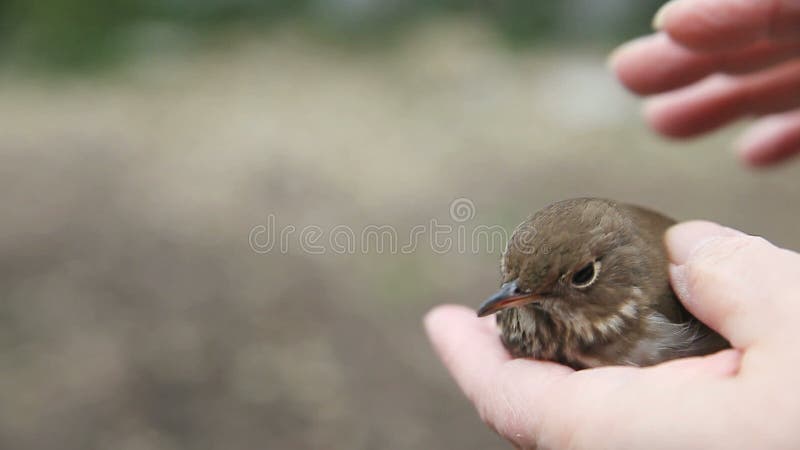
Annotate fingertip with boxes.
[424,303,507,366]
[424,304,476,351]
[652,0,675,30]
[423,304,463,329]
[734,129,759,166]
[608,35,678,96]
[607,37,644,73]
[607,41,641,94]
[735,115,782,160]
[666,230,785,348]
[736,145,766,168]
[665,220,742,265]
[652,0,763,51]
[642,98,678,137]
[735,133,774,168]
[425,303,496,334]
[735,113,800,167]
[643,95,700,138]
[655,0,800,51]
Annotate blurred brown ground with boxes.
[1,20,799,450]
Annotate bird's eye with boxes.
[571,260,600,288]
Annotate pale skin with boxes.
[426,1,800,448]
[609,0,800,166]
[427,222,800,448]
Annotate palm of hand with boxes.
[426,222,800,449]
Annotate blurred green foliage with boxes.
[0,0,667,70]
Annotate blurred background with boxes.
[2,1,800,449]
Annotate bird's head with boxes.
[478,198,659,328]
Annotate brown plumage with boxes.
[477,198,729,370]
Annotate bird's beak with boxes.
[477,280,541,317]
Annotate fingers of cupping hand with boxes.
[423,305,573,445]
[643,60,800,137]
[655,0,800,51]
[611,33,800,95]
[424,305,511,398]
[666,221,800,348]
[425,305,744,449]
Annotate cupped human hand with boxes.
[425,221,800,449]
[609,0,800,166]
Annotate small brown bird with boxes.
[477,198,729,369]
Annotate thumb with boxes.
[665,221,800,349]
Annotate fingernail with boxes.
[665,220,744,265]
[652,0,677,30]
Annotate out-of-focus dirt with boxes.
[1,22,798,450]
